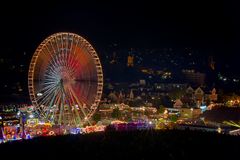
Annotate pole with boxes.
[20,112,25,139]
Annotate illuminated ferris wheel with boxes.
[28,32,103,126]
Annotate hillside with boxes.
[0,130,239,159]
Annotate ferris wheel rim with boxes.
[28,32,103,125]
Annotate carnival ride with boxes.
[28,33,103,127]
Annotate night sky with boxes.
[0,0,240,67]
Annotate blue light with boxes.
[200,105,207,112]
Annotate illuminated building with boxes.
[139,79,146,86]
[194,87,204,101]
[194,87,204,108]
[174,99,183,108]
[127,55,134,67]
[209,88,217,101]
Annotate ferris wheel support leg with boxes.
[46,88,58,123]
[58,95,64,125]
[69,86,91,125]
[67,87,83,127]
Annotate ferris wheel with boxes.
[28,32,103,126]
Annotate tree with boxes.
[151,98,162,107]
[158,105,165,114]
[128,99,144,107]
[161,96,173,108]
[111,108,121,119]
[92,113,101,122]
[169,114,178,122]
[168,89,185,100]
[126,115,132,122]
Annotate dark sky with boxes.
[0,0,240,61]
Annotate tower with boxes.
[129,89,134,99]
[127,55,134,67]
[208,56,215,70]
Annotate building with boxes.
[174,99,183,108]
[181,86,206,108]
[182,69,206,86]
[181,86,195,107]
[194,87,204,102]
[209,88,218,102]
[194,87,204,108]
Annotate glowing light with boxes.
[48,131,55,136]
[200,106,206,109]
[37,93,43,97]
[200,106,207,113]
[29,114,34,118]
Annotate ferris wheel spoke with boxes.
[58,91,64,125]
[66,34,74,72]
[43,79,58,85]
[50,38,65,69]
[71,86,93,113]
[52,90,62,124]
[46,65,59,78]
[53,37,64,69]
[44,73,58,82]
[68,85,89,120]
[63,87,81,126]
[59,34,65,67]
[63,34,69,67]
[45,85,61,120]
[41,49,57,70]
[38,88,62,119]
[36,90,54,102]
[73,81,94,104]
[35,84,56,95]
[44,75,59,83]
[49,40,57,57]
[36,84,60,105]
[45,44,61,69]
[37,90,57,109]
